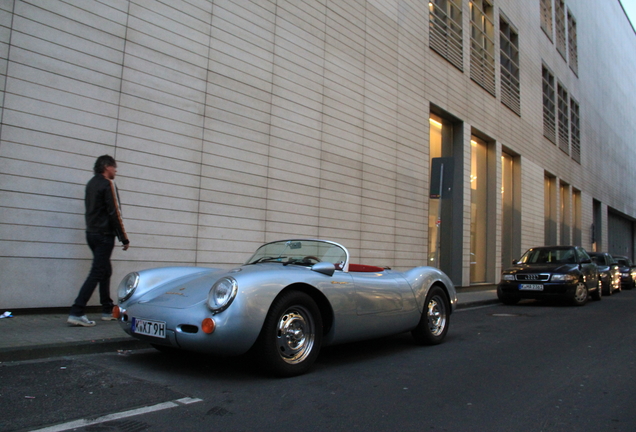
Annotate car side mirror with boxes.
[312,262,336,277]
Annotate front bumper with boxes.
[497,281,578,300]
[116,302,261,356]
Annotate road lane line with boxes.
[30,398,203,432]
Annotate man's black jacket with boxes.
[84,174,129,245]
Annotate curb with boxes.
[0,338,150,363]
[456,298,501,310]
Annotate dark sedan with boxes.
[613,255,636,290]
[588,252,621,295]
[497,246,601,306]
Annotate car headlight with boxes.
[118,272,139,302]
[550,274,577,282]
[207,277,238,314]
[502,274,515,281]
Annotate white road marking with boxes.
[30,397,203,432]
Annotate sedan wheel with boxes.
[255,290,323,377]
[412,286,450,345]
[571,281,588,306]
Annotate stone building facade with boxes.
[1,0,635,308]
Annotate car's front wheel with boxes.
[571,281,589,306]
[412,285,450,345]
[255,290,323,377]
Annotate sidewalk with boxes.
[0,287,498,363]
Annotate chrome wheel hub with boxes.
[427,296,447,336]
[276,307,315,364]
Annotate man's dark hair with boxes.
[93,155,117,174]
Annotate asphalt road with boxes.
[2,291,635,432]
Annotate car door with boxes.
[577,248,598,288]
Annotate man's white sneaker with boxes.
[67,315,96,327]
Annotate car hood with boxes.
[135,267,232,309]
[504,263,580,274]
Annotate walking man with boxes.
[68,155,130,326]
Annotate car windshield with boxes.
[246,240,348,268]
[519,248,577,264]
[590,255,604,265]
[616,258,629,266]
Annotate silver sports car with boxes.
[114,239,457,376]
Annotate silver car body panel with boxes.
[117,239,457,356]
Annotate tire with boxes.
[603,280,612,296]
[255,290,323,377]
[412,286,450,345]
[571,281,589,306]
[591,280,602,301]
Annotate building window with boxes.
[570,98,580,163]
[500,16,520,115]
[560,181,571,245]
[572,189,582,245]
[470,0,495,96]
[568,9,578,74]
[545,174,557,245]
[540,0,553,40]
[429,0,464,71]
[555,0,566,59]
[557,83,569,154]
[501,152,519,269]
[470,136,490,283]
[542,66,556,143]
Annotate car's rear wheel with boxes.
[412,285,450,345]
[255,290,323,377]
[571,281,588,306]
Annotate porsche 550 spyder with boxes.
[114,239,457,376]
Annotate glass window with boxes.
[429,0,464,71]
[500,16,520,115]
[557,83,569,154]
[540,0,553,40]
[555,0,567,59]
[470,136,489,283]
[470,0,495,96]
[568,10,578,74]
[570,98,580,163]
[542,66,556,143]
[560,182,570,245]
[428,114,453,268]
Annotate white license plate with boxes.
[132,317,166,338]
[519,284,543,291]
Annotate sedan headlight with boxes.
[550,273,577,282]
[118,272,139,302]
[502,274,515,281]
[207,277,238,314]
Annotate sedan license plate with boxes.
[132,317,166,338]
[519,284,543,291]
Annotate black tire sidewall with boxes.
[256,290,323,377]
[412,285,450,345]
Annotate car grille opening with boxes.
[516,273,550,281]
[179,324,199,334]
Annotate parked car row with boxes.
[497,246,635,306]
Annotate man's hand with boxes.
[122,244,130,251]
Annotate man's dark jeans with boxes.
[70,233,115,316]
